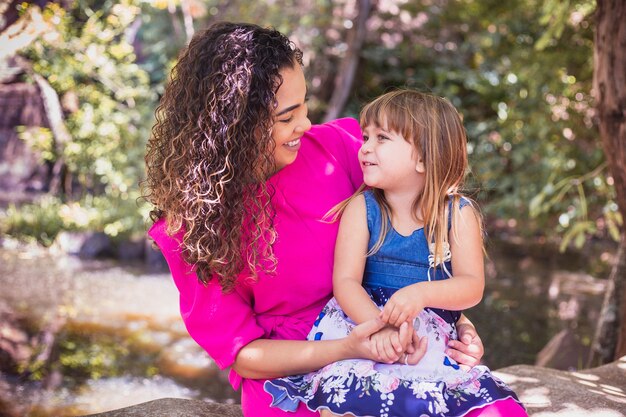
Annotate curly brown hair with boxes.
[143,22,303,292]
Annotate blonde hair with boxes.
[330,89,481,263]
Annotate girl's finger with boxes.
[388,307,401,326]
[381,304,394,323]
[394,312,408,327]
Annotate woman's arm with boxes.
[232,317,411,379]
[332,194,382,324]
[381,204,485,326]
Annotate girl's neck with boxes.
[383,189,424,234]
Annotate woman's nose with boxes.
[301,116,312,132]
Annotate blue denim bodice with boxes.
[362,190,468,291]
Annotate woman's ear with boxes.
[415,158,425,173]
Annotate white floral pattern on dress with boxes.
[264,297,523,417]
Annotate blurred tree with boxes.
[2,0,156,241]
[2,1,623,331]
[322,0,372,122]
[588,0,626,364]
[352,0,605,247]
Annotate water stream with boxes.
[0,237,611,416]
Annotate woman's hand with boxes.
[447,322,484,370]
[400,329,428,365]
[345,319,411,362]
[369,325,410,363]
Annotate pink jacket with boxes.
[149,118,363,416]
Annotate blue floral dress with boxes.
[264,191,523,416]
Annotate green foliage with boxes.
[16,127,55,162]
[1,191,150,245]
[349,0,617,249]
[26,1,154,191]
[2,197,65,246]
[8,0,619,252]
[32,325,160,381]
[11,0,156,242]
[58,336,130,380]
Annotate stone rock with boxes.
[54,231,115,258]
[82,398,243,417]
[496,355,626,416]
[116,239,145,261]
[144,239,169,272]
[0,376,22,417]
[0,63,51,193]
[535,328,590,370]
[79,232,115,258]
[80,357,626,417]
[0,302,32,373]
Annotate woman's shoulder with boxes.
[311,117,360,135]
[306,117,362,147]
[148,217,184,255]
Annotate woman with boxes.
[144,22,485,416]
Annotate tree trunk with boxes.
[323,0,372,122]
[180,0,195,44]
[588,0,626,365]
[590,234,626,365]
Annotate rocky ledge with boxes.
[84,356,626,417]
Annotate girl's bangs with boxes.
[359,95,414,140]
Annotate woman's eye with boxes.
[279,116,294,123]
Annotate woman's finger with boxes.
[390,328,403,353]
[407,335,428,365]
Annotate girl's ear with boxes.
[415,158,426,173]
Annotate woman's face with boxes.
[270,64,311,173]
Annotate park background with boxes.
[0,0,625,416]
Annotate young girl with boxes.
[264,90,526,416]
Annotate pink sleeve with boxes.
[325,117,364,190]
[148,220,265,376]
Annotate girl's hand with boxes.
[446,322,484,370]
[370,324,409,363]
[381,285,424,327]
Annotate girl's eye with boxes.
[362,135,369,142]
[378,134,389,141]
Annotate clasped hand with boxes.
[372,285,427,364]
[369,322,428,364]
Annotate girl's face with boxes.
[359,122,425,194]
[270,64,311,174]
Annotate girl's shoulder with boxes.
[448,194,476,211]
